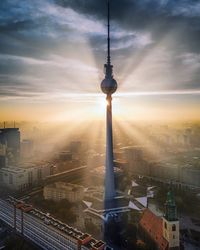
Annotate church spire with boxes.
[164,191,177,221]
[163,191,180,249]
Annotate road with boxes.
[0,199,80,250]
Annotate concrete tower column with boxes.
[105,94,116,201]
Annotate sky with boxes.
[0,0,200,122]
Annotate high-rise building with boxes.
[0,128,20,164]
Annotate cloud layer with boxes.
[0,0,200,103]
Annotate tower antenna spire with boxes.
[104,0,114,81]
[107,0,111,65]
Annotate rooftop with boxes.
[45,182,83,192]
[83,196,131,222]
[90,196,129,211]
[139,209,168,250]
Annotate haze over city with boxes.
[0,1,200,250]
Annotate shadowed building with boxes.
[0,128,20,164]
[139,191,180,250]
[0,143,6,168]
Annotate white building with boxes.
[0,167,29,190]
[0,163,56,191]
[43,182,84,202]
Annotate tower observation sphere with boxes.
[101,66,118,95]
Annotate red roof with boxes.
[139,209,168,250]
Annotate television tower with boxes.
[101,0,118,205]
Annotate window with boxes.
[173,235,175,239]
[164,222,167,229]
[172,224,176,231]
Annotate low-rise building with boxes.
[0,163,56,191]
[0,167,30,191]
[83,196,133,238]
[43,182,84,202]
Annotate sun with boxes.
[96,97,107,115]
[92,96,121,118]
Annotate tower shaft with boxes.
[105,94,116,202]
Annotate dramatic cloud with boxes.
[0,0,200,105]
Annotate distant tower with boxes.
[162,191,180,250]
[101,0,117,204]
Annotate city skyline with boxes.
[0,0,200,121]
[0,2,200,249]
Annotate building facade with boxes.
[0,143,7,168]
[139,191,180,250]
[0,128,20,164]
[0,163,55,191]
[43,182,84,202]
